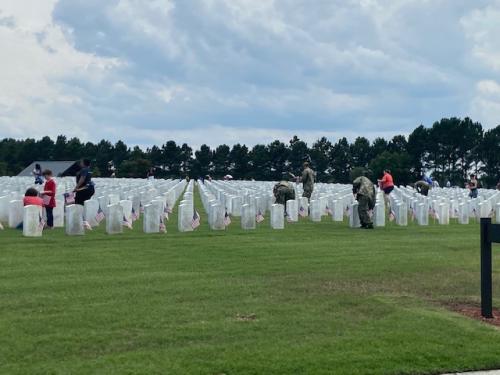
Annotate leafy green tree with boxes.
[481,125,500,187]
[369,151,413,185]
[213,145,231,178]
[229,144,249,179]
[249,144,270,180]
[330,137,352,183]
[288,136,309,176]
[268,140,289,180]
[310,137,332,182]
[193,144,213,177]
[350,137,371,168]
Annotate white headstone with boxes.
[270,204,285,229]
[309,200,322,222]
[143,203,161,233]
[349,202,361,228]
[65,204,85,236]
[8,200,23,228]
[84,199,99,227]
[23,205,43,237]
[241,203,256,230]
[53,200,64,227]
[286,199,298,222]
[106,204,124,235]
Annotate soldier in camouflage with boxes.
[273,180,296,205]
[352,175,376,229]
[301,162,315,200]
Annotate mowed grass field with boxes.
[2,193,500,374]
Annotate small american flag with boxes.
[368,209,374,218]
[431,208,439,220]
[64,192,75,205]
[490,208,495,218]
[83,220,93,230]
[95,207,105,223]
[256,210,265,223]
[42,194,51,206]
[0,222,4,230]
[164,206,170,221]
[159,215,166,232]
[325,205,332,215]
[389,210,396,222]
[345,205,351,215]
[410,208,416,221]
[166,204,173,214]
[224,211,231,226]
[140,203,145,213]
[299,206,307,217]
[122,216,133,229]
[38,213,46,231]
[131,207,139,221]
[191,211,201,229]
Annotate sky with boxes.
[0,0,499,149]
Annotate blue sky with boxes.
[1,0,499,148]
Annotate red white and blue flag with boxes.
[389,210,396,222]
[164,205,170,221]
[191,211,201,229]
[159,215,166,233]
[122,215,133,229]
[64,192,75,205]
[131,207,139,221]
[95,207,105,223]
[224,211,231,226]
[38,213,46,231]
[299,205,307,217]
[325,205,332,215]
[83,220,93,230]
[256,210,265,223]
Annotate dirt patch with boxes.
[445,302,500,327]
[235,313,257,322]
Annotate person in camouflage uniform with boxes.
[273,181,296,205]
[352,175,376,229]
[301,162,315,200]
[414,180,431,196]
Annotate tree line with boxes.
[1,117,499,187]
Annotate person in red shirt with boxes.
[23,188,43,207]
[378,169,395,195]
[41,169,57,228]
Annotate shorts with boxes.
[383,186,394,195]
[75,186,95,205]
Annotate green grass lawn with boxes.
[1,194,500,374]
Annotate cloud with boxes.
[0,0,499,148]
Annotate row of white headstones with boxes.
[197,180,500,230]
[1,176,499,236]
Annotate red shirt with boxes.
[23,196,43,207]
[380,172,394,189]
[43,178,57,207]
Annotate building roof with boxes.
[17,161,80,177]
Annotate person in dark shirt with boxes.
[74,159,95,205]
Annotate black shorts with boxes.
[383,186,394,195]
[75,186,95,205]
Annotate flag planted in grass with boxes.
[224,211,231,226]
[299,205,307,217]
[256,210,265,223]
[83,221,93,230]
[38,213,46,231]
[64,192,75,205]
[159,215,166,233]
[131,207,139,221]
[122,216,132,229]
[95,207,105,223]
[191,211,201,229]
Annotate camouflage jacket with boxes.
[353,176,375,198]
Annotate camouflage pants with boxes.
[302,188,313,200]
[357,194,374,227]
[275,187,295,205]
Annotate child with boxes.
[41,169,56,228]
[23,188,43,206]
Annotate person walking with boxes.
[290,162,315,200]
[41,169,56,229]
[352,175,376,229]
[378,169,394,195]
[33,163,43,185]
[74,159,95,205]
[468,174,478,198]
